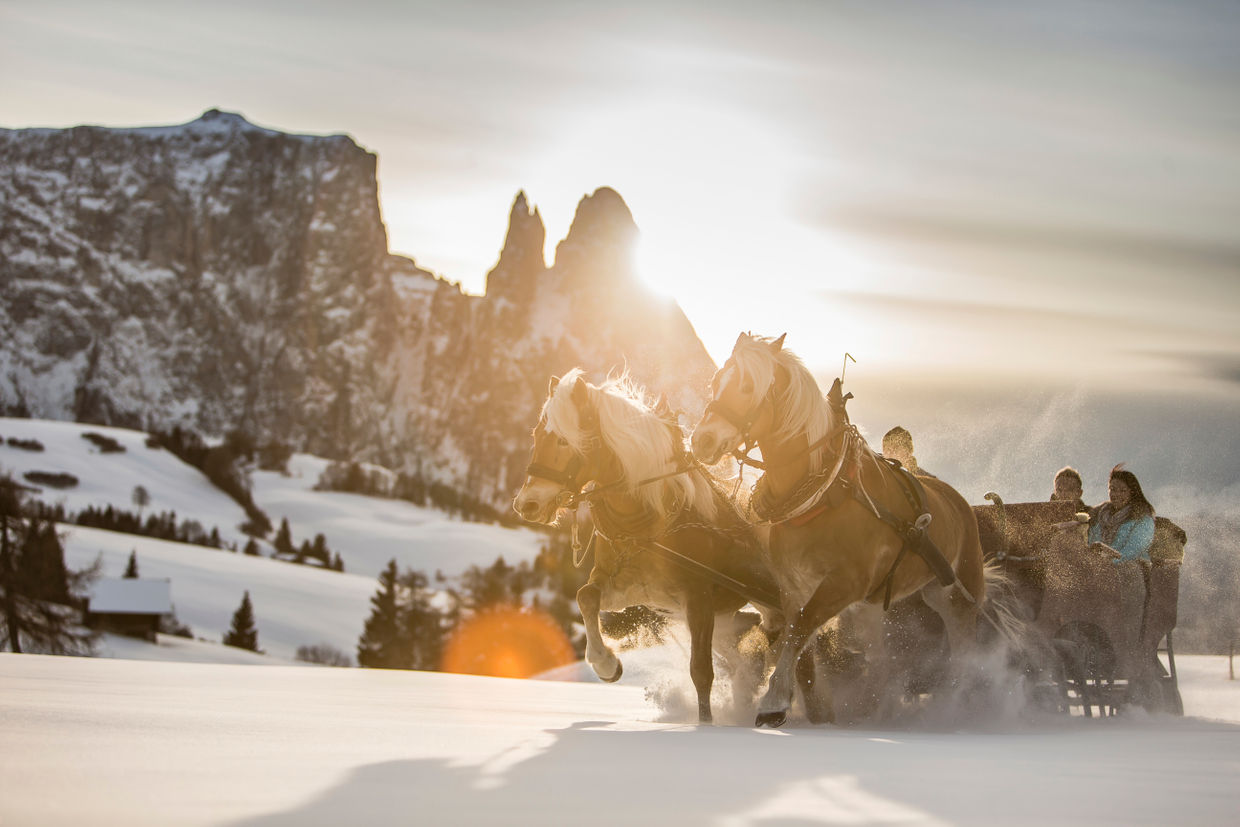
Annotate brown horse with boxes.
[513,369,782,723]
[691,333,987,727]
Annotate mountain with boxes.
[0,110,715,507]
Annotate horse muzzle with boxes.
[691,424,733,466]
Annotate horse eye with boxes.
[557,437,569,447]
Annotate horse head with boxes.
[691,332,787,465]
[513,372,605,524]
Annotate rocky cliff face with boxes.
[0,110,716,507]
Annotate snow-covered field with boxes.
[5,416,1240,824]
[2,651,1238,826]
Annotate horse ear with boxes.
[733,331,748,352]
[571,375,589,409]
[770,333,786,352]
[548,375,560,396]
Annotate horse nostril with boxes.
[695,433,715,458]
[518,500,539,519]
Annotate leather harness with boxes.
[726,378,958,610]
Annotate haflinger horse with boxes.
[691,333,988,728]
[513,368,783,723]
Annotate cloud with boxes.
[1137,350,1240,388]
[812,208,1240,283]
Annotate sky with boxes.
[2,0,1238,496]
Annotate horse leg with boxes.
[920,580,981,674]
[685,589,717,724]
[795,640,834,724]
[709,610,767,720]
[576,582,622,683]
[757,579,857,728]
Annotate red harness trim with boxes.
[787,500,832,527]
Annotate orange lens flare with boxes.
[440,605,577,679]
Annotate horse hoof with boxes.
[600,661,623,683]
[755,709,787,728]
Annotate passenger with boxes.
[1050,466,1089,515]
[882,426,936,478]
[1088,465,1155,564]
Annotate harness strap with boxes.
[863,466,956,609]
[601,533,783,613]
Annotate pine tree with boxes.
[131,485,150,520]
[123,550,139,578]
[223,591,260,652]
[0,476,95,655]
[273,518,294,557]
[311,533,330,565]
[243,538,260,556]
[460,556,516,610]
[357,560,407,668]
[1,478,25,653]
[402,569,447,671]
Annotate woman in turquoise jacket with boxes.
[1088,465,1155,563]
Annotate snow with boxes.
[2,421,1238,822]
[2,417,545,661]
[62,525,377,662]
[92,631,297,666]
[1,652,1237,826]
[251,453,545,579]
[1,417,255,548]
[1,418,546,581]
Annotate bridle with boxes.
[702,365,776,471]
[703,370,838,474]
[524,417,596,508]
[525,453,587,493]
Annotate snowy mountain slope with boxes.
[3,416,547,662]
[0,416,253,546]
[2,653,1237,827]
[251,453,545,579]
[1,416,547,578]
[0,112,716,510]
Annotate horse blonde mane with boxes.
[730,333,836,474]
[542,368,717,522]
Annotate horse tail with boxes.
[977,561,1031,651]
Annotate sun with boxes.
[530,95,865,365]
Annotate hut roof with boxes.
[89,578,173,615]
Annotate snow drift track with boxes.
[2,654,1238,826]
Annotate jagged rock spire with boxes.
[552,187,638,279]
[484,190,546,300]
